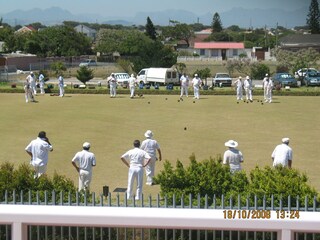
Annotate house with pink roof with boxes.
[193,42,245,60]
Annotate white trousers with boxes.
[145,158,156,184]
[236,87,243,100]
[59,85,64,96]
[127,166,143,200]
[79,169,92,191]
[193,86,199,99]
[180,86,188,97]
[244,88,252,101]
[130,86,135,97]
[110,86,117,97]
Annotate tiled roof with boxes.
[194,42,245,49]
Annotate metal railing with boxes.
[0,190,320,240]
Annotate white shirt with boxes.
[58,76,64,86]
[141,138,160,159]
[109,76,117,87]
[26,74,35,84]
[192,77,201,87]
[234,79,243,89]
[244,79,252,89]
[72,150,96,172]
[121,147,150,167]
[223,148,243,172]
[39,74,44,82]
[263,77,269,89]
[128,76,136,88]
[25,137,53,166]
[180,75,188,87]
[272,143,293,167]
[267,79,274,90]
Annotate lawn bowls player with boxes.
[271,138,293,168]
[180,73,189,98]
[25,131,53,178]
[223,140,244,173]
[71,142,96,191]
[141,130,162,186]
[192,74,202,100]
[128,73,137,98]
[243,76,253,102]
[26,71,37,95]
[108,73,117,98]
[234,76,243,101]
[121,140,151,200]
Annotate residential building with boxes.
[74,24,97,40]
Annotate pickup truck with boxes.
[212,73,232,87]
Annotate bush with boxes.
[0,162,77,202]
[76,66,94,84]
[154,155,319,207]
[250,62,270,80]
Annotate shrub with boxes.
[154,155,319,208]
[76,66,94,84]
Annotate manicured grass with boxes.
[0,93,319,196]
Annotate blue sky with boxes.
[0,0,309,16]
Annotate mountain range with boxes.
[0,6,308,29]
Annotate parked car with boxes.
[212,73,232,87]
[303,71,320,86]
[79,59,97,67]
[113,73,130,88]
[272,73,298,87]
[294,68,318,80]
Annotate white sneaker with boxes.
[146,182,152,186]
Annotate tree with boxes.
[145,16,157,40]
[307,0,320,34]
[76,66,94,84]
[162,23,194,47]
[211,12,223,33]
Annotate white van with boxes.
[137,68,179,85]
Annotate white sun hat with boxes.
[224,140,238,148]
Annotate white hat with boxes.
[83,142,91,148]
[131,74,134,77]
[239,76,242,79]
[30,71,33,74]
[246,76,250,79]
[282,138,290,144]
[225,140,238,148]
[144,130,153,138]
[265,73,269,76]
[194,74,198,77]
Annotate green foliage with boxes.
[145,17,157,40]
[248,165,318,206]
[307,0,320,34]
[117,59,133,73]
[154,154,249,206]
[50,61,67,77]
[174,62,187,74]
[250,62,270,79]
[211,12,223,33]
[76,66,94,84]
[0,162,77,201]
[274,48,320,75]
[154,155,318,207]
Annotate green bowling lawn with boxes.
[1,93,319,196]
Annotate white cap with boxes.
[265,73,269,76]
[194,74,198,77]
[144,130,153,138]
[224,140,238,148]
[246,76,250,79]
[83,142,91,148]
[282,138,290,144]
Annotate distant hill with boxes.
[0,6,308,28]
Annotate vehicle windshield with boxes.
[216,74,230,78]
[279,73,294,79]
[308,72,320,77]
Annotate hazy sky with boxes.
[0,0,309,16]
